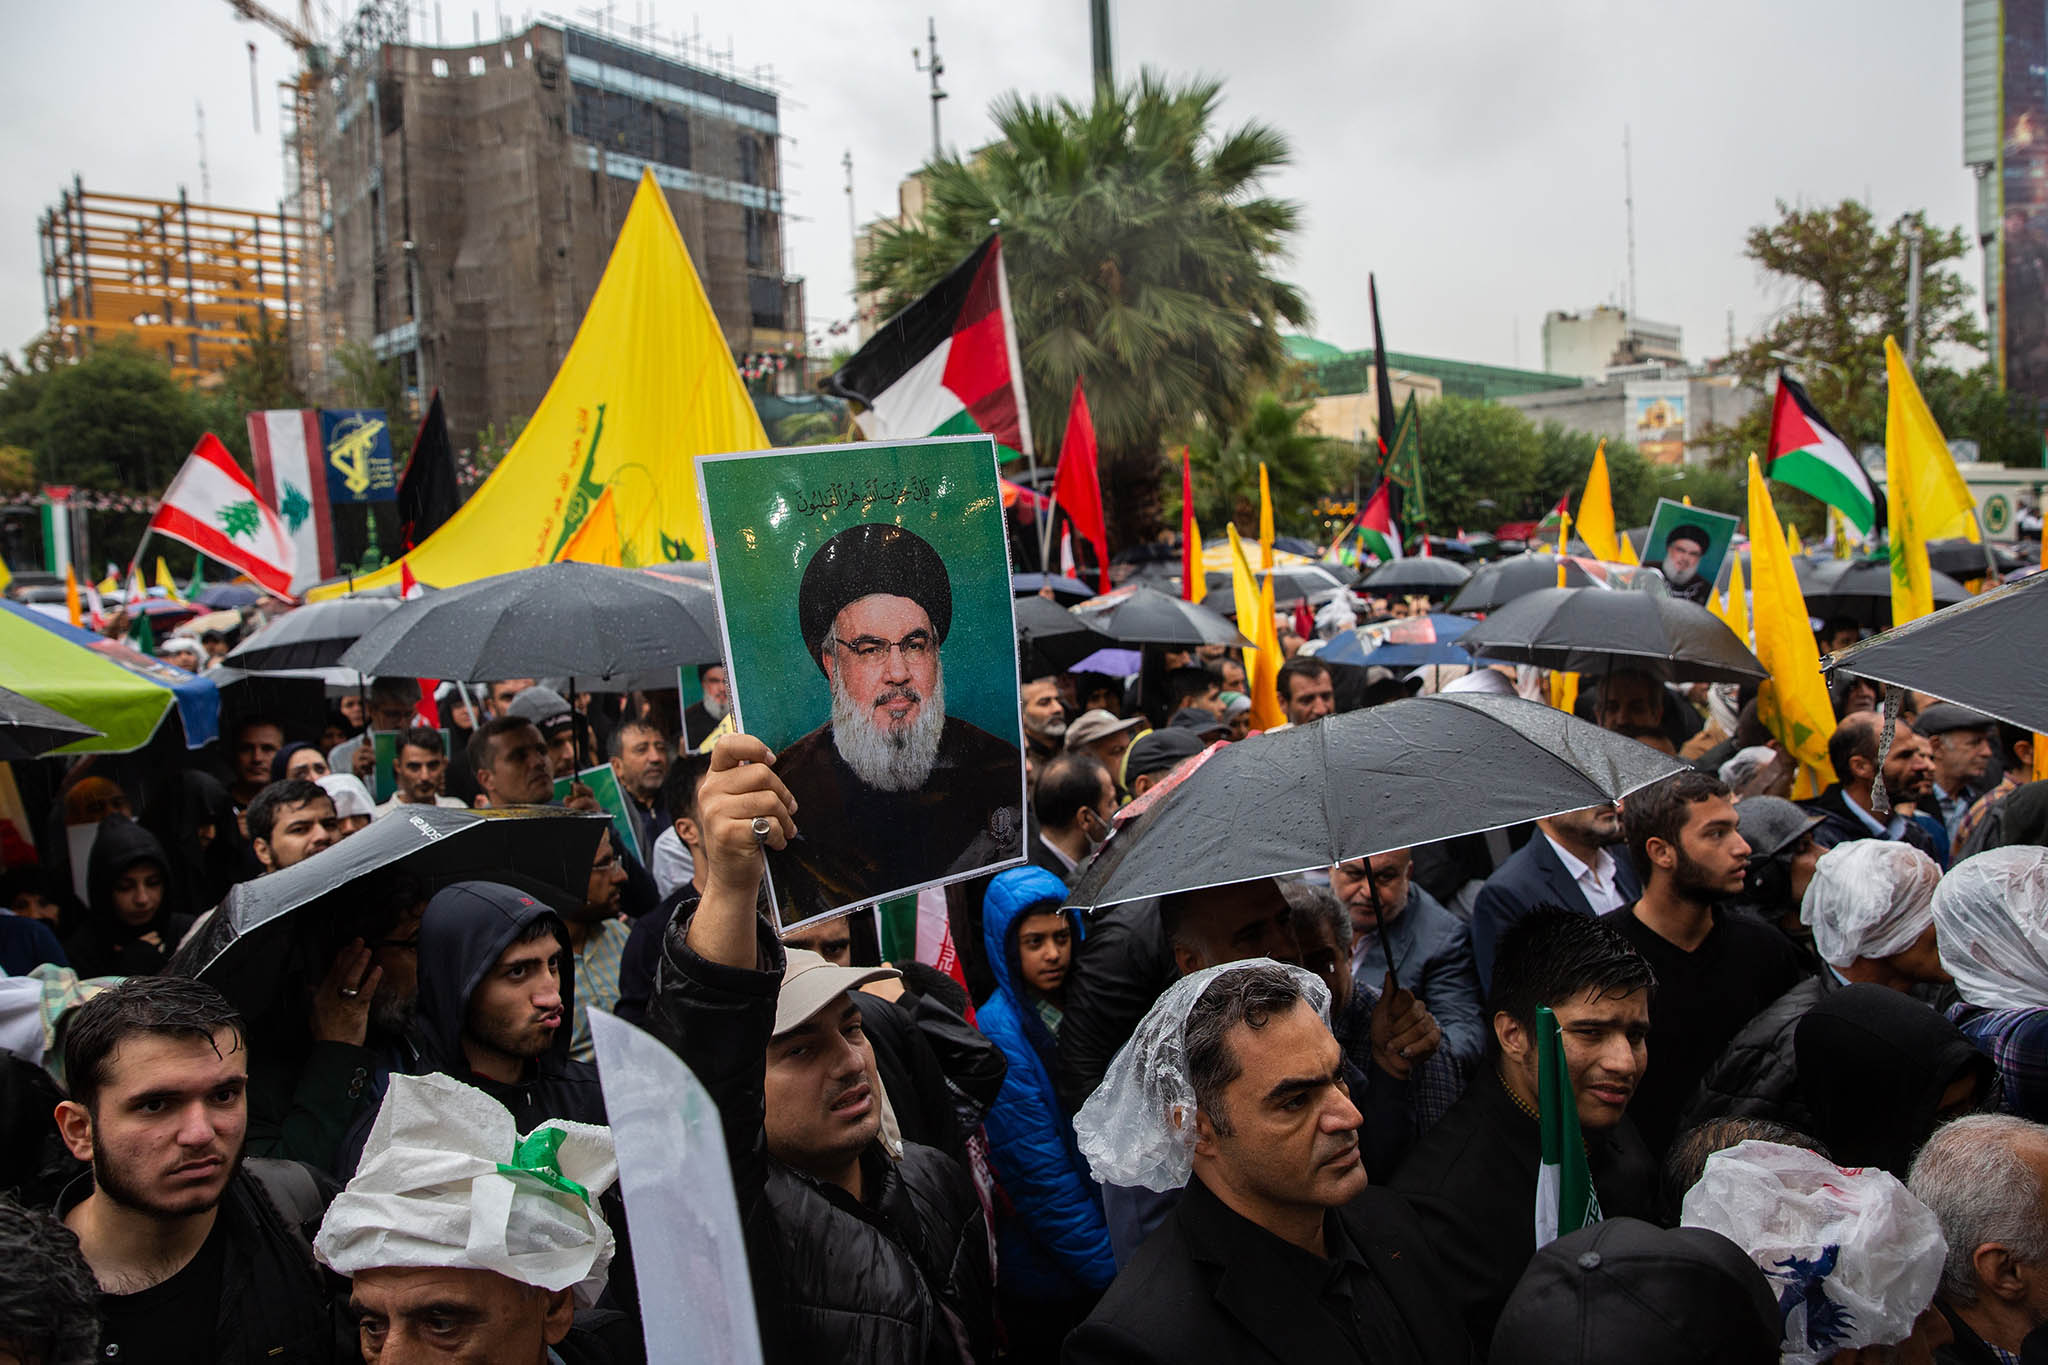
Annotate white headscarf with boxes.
[1933,847,2048,1010]
[1799,840,1942,970]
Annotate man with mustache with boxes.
[54,976,354,1362]
[771,523,1024,920]
[1648,522,1714,605]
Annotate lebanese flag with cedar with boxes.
[149,435,297,599]
[820,235,1035,462]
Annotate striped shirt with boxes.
[570,917,632,1063]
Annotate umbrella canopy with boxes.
[0,685,103,760]
[1069,584,1251,648]
[1013,572,1094,600]
[0,600,219,751]
[1823,572,2048,734]
[1318,613,1478,668]
[1360,557,1473,598]
[1445,554,1648,615]
[1801,557,1970,628]
[1458,586,1765,684]
[197,583,261,608]
[1925,537,2022,580]
[168,804,609,1021]
[339,561,724,681]
[1015,595,1119,675]
[1201,564,1352,613]
[224,598,400,671]
[1066,693,1687,910]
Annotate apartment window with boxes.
[431,57,449,77]
[468,55,487,76]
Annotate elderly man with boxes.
[646,733,995,1362]
[683,661,731,749]
[1331,848,1486,1068]
[315,1072,626,1365]
[1650,523,1714,605]
[1908,1114,2048,1362]
[771,523,1023,918]
[1804,710,1942,860]
[1066,961,1470,1365]
[1919,703,1998,842]
[607,717,670,857]
[1021,675,1068,770]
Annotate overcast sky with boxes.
[1,0,1979,375]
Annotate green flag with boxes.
[186,559,205,599]
[1535,1005,1600,1247]
[1384,393,1426,526]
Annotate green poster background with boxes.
[552,764,642,863]
[696,435,1022,754]
[1641,497,1741,584]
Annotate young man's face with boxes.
[544,726,579,780]
[369,695,415,732]
[780,923,853,966]
[236,724,284,787]
[397,743,446,803]
[1015,910,1074,994]
[1596,675,1662,733]
[1281,670,1334,726]
[578,832,625,923]
[256,796,341,871]
[1660,794,1751,899]
[59,1027,247,1219]
[1877,725,1937,802]
[110,862,167,928]
[1498,986,1650,1132]
[1194,1001,1365,1213]
[350,1265,574,1364]
[464,933,565,1067]
[482,724,553,805]
[487,679,536,718]
[764,995,880,1174]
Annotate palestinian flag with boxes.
[1766,371,1882,536]
[1534,1005,1601,1248]
[1535,492,1569,537]
[822,235,1034,462]
[1360,482,1403,562]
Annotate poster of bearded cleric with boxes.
[697,434,1027,929]
[1640,497,1740,607]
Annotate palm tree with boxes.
[1179,391,1349,536]
[860,71,1307,545]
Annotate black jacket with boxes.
[1469,833,1641,989]
[646,909,995,1365]
[1055,898,1174,1115]
[1066,1175,1473,1365]
[65,814,194,978]
[1794,982,1999,1177]
[1392,1067,1658,1352]
[138,767,251,911]
[1679,972,1833,1134]
[1802,785,1942,861]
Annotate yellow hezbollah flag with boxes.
[557,486,625,567]
[1257,463,1276,573]
[1885,337,1977,627]
[1618,531,1639,566]
[154,557,181,601]
[1575,441,1619,563]
[1714,550,1751,648]
[1227,523,1286,730]
[1747,454,1836,795]
[309,170,768,600]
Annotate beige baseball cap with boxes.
[1064,709,1144,750]
[774,948,900,1036]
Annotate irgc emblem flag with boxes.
[149,434,297,599]
[697,435,1027,931]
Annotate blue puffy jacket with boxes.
[977,866,1117,1299]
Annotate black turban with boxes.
[797,523,952,672]
[1666,523,1711,553]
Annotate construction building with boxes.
[275,4,804,443]
[37,181,308,383]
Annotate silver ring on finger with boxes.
[339,987,360,999]
[751,816,773,842]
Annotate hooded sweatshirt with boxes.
[139,767,252,909]
[977,865,1116,1300]
[407,880,606,1134]
[65,814,192,978]
[1794,982,1998,1176]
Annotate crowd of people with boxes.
[2,577,2047,1365]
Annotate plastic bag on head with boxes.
[1933,846,2048,1010]
[1073,958,1328,1193]
[1681,1140,1945,1365]
[1799,840,1942,969]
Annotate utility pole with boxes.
[913,17,945,161]
[1623,125,1637,318]
[1904,220,1925,368]
[1090,0,1113,92]
[843,149,859,311]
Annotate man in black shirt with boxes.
[52,976,351,1363]
[1605,770,1807,1159]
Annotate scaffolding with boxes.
[38,181,310,382]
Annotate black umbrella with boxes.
[1800,557,1970,628]
[339,561,724,681]
[1446,554,1611,614]
[167,804,609,1020]
[1069,584,1251,648]
[1066,693,1686,912]
[1926,537,2020,580]
[1013,572,1093,601]
[1823,572,2048,734]
[223,598,400,671]
[1360,556,1473,598]
[0,684,102,760]
[1457,586,1766,684]
[1015,595,1118,675]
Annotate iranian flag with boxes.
[1534,1005,1601,1248]
[1360,481,1403,561]
[148,434,298,599]
[822,235,1034,462]
[1766,371,1882,536]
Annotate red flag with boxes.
[397,560,440,725]
[1292,598,1315,640]
[1053,378,1110,592]
[1179,448,1206,604]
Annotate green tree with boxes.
[860,71,1307,544]
[334,340,410,423]
[220,310,308,416]
[1171,391,1349,535]
[1391,396,1544,532]
[1,340,205,490]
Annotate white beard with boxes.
[1663,559,1698,586]
[830,666,946,792]
[702,693,729,721]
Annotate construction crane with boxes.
[225,0,318,53]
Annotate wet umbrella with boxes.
[339,561,724,681]
[1068,584,1251,648]
[1925,537,2021,581]
[1445,554,1636,614]
[197,583,261,609]
[1801,557,1969,628]
[223,598,399,671]
[1457,586,1765,684]
[1318,613,1477,668]
[1015,595,1118,675]
[1203,564,1350,607]
[1360,556,1472,599]
[1013,572,1094,600]
[1066,693,1687,912]
[167,804,609,1021]
[1823,572,2048,734]
[0,685,103,760]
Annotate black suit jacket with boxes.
[1802,784,1941,861]
[1470,831,1641,987]
[1065,1176,1472,1365]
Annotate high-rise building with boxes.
[311,17,804,442]
[1963,0,2048,403]
[1541,306,1684,381]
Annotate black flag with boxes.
[1369,274,1399,470]
[397,388,461,551]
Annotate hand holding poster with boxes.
[698,436,1027,929]
[1641,498,1741,607]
